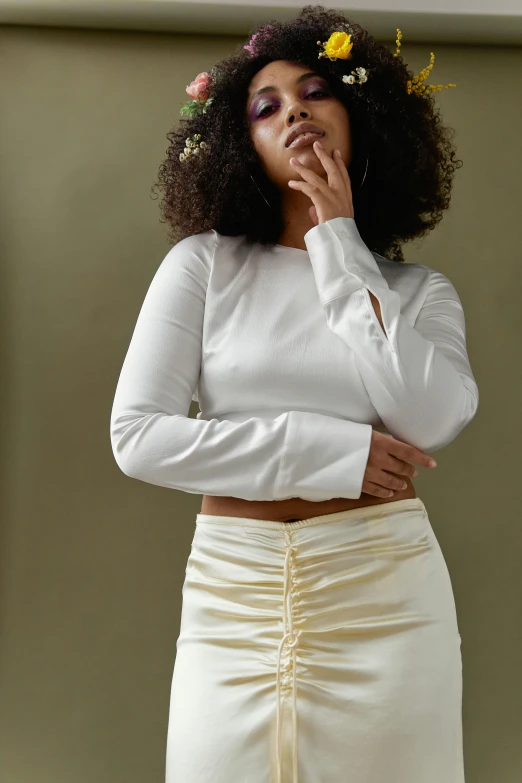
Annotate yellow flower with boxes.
[395,32,456,98]
[323,31,353,60]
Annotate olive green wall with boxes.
[0,22,520,783]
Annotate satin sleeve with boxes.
[304,216,479,452]
[109,232,373,501]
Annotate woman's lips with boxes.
[287,131,325,149]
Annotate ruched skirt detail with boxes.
[165,497,464,783]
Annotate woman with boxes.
[110,6,478,781]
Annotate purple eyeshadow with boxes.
[250,82,330,121]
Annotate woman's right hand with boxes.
[361,430,437,498]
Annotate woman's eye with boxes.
[256,89,328,118]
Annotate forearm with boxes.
[304,216,479,451]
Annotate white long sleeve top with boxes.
[109,216,479,501]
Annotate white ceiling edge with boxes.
[1,0,522,44]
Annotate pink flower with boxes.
[186,72,211,102]
[243,24,276,55]
[243,33,260,54]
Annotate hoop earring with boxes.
[359,152,369,189]
[249,174,273,210]
[249,152,369,209]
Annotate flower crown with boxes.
[178,28,456,161]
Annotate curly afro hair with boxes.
[151,4,462,263]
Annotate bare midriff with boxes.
[200,476,416,522]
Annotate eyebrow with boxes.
[249,71,324,105]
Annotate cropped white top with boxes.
[109,216,479,501]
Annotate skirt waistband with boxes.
[196,497,427,531]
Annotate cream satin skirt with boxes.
[165,497,464,783]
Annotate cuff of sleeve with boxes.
[304,216,388,306]
[274,410,373,501]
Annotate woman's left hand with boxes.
[288,140,354,226]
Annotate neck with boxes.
[278,199,316,250]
